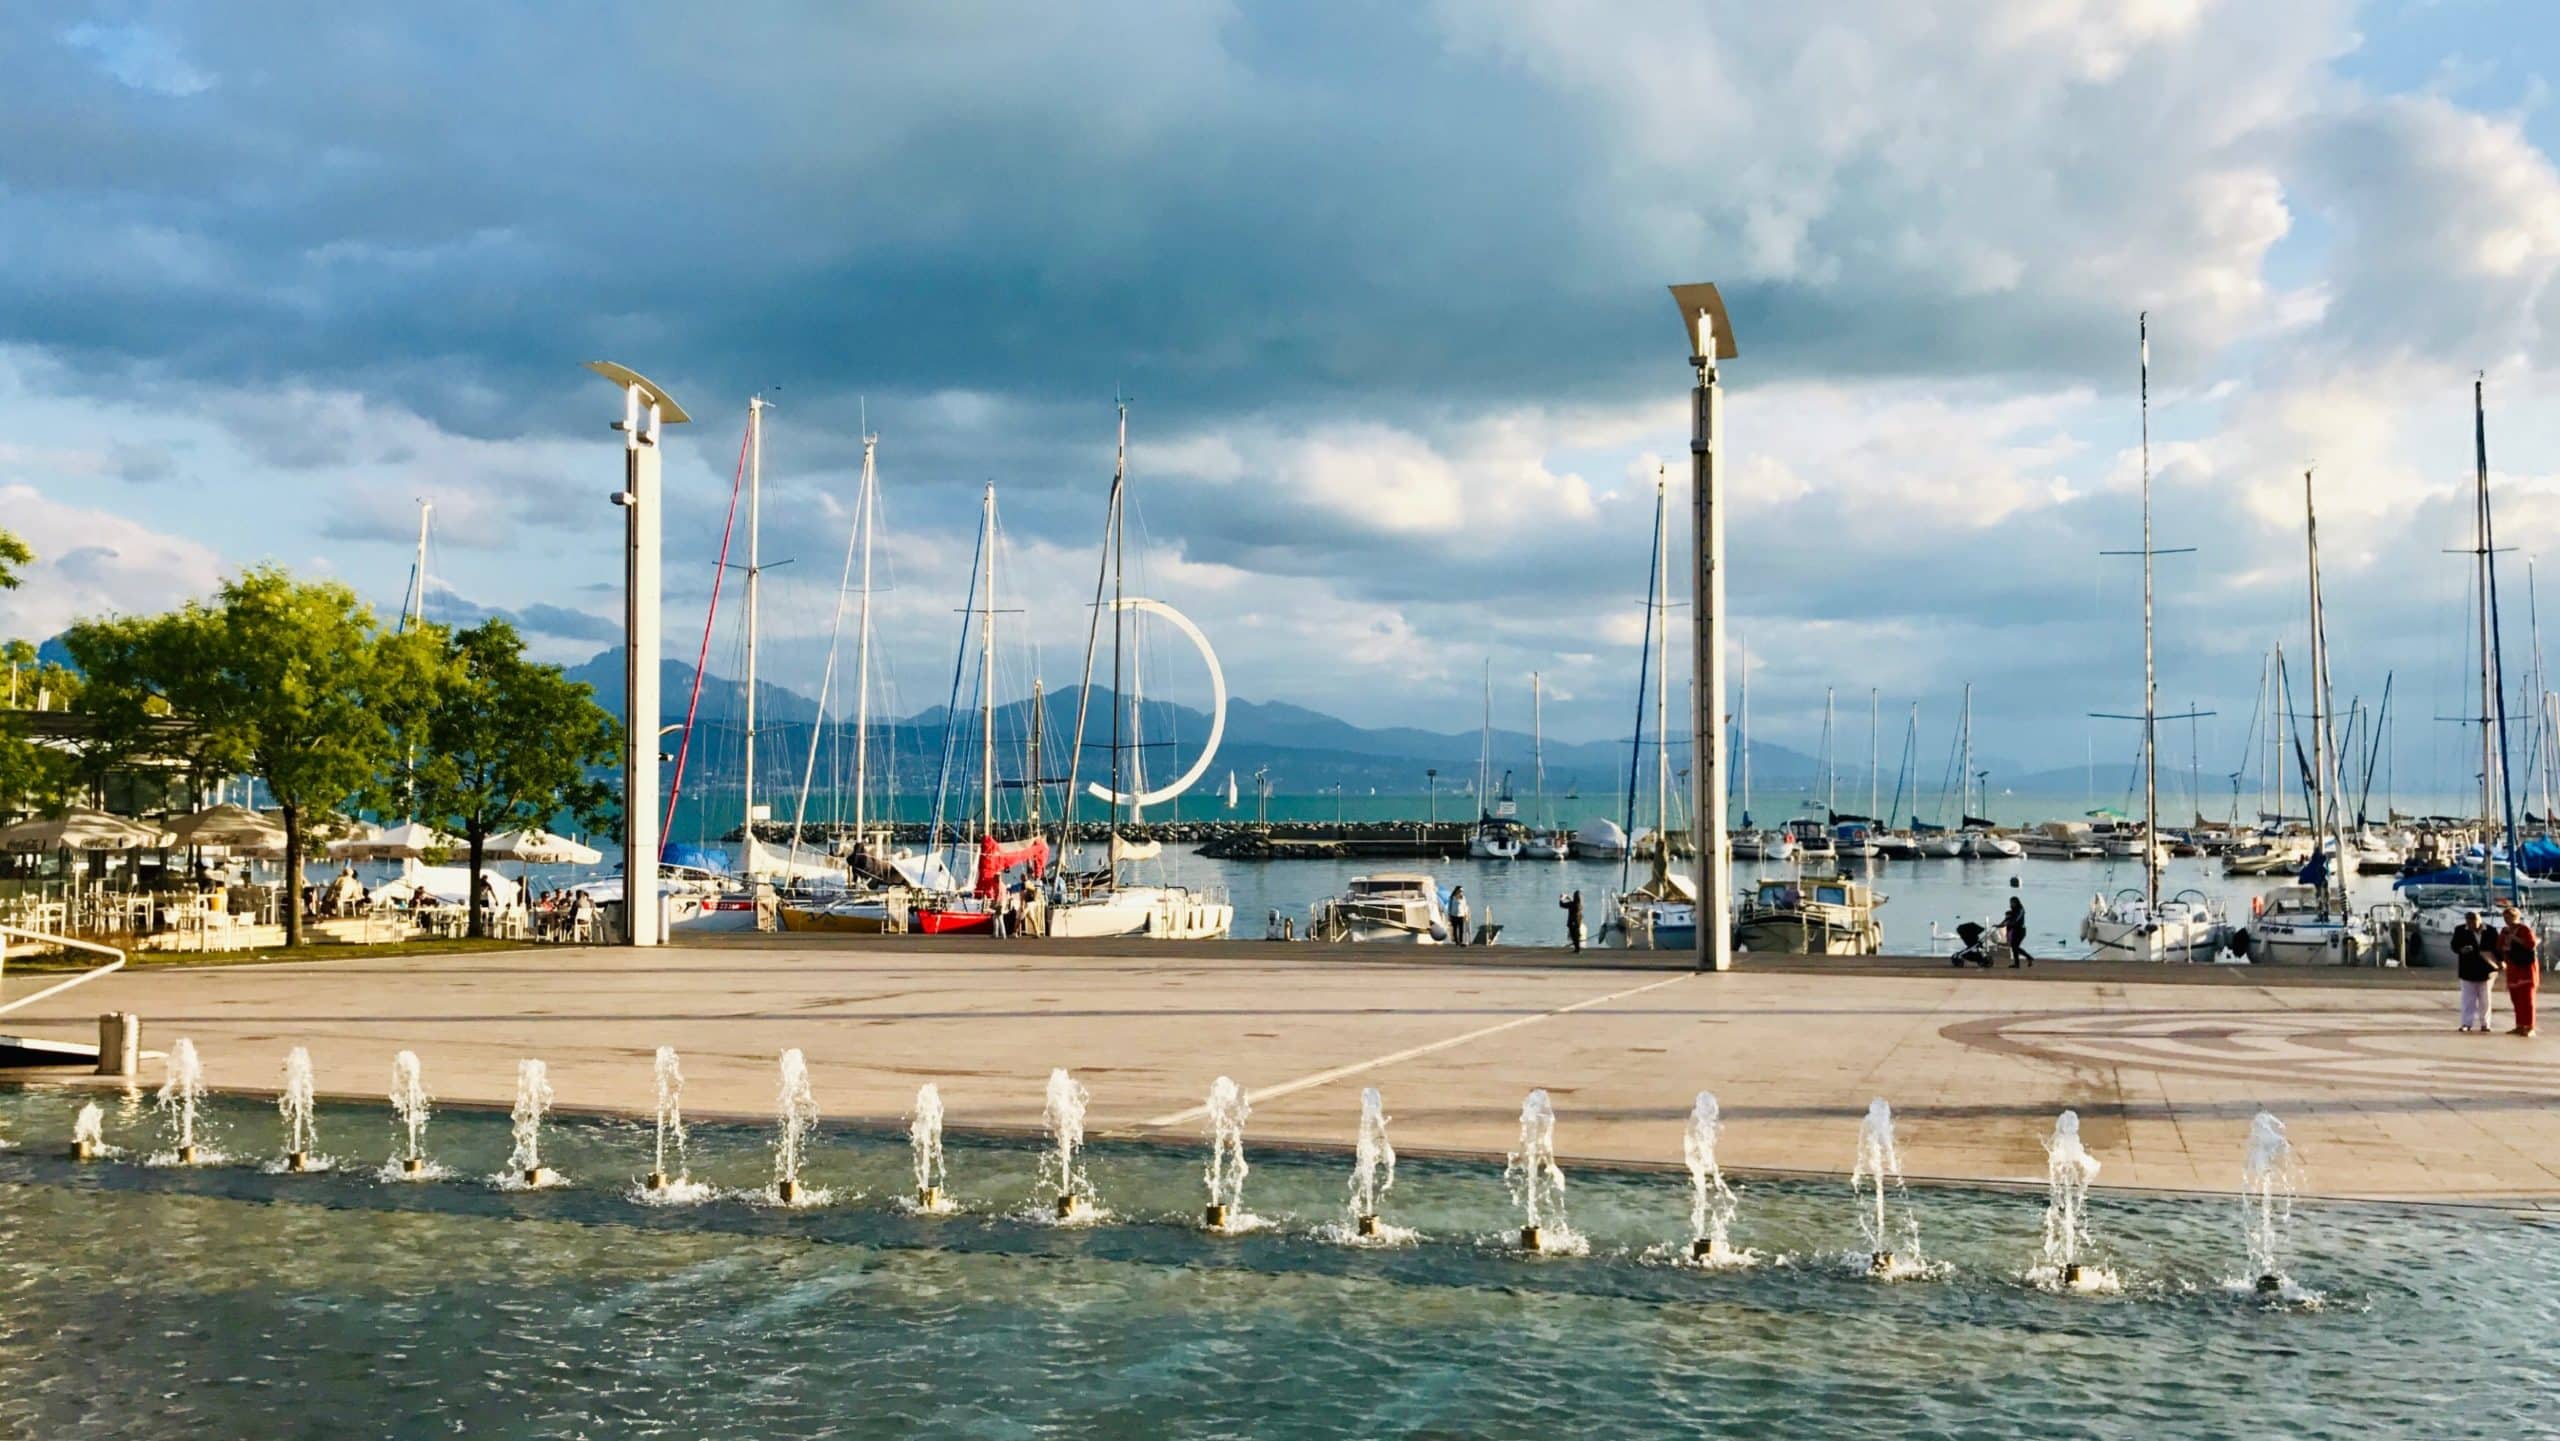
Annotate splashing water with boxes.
[2242,1111,2301,1290]
[2031,1110,2114,1290]
[652,1046,688,1181]
[72,1102,106,1158]
[1349,1087,1396,1224]
[1039,1068,1096,1218]
[1503,1089,1579,1252]
[908,1083,949,1210]
[771,1048,820,1203]
[1203,1076,1251,1225]
[507,1059,555,1184]
[1850,1098,1925,1275]
[277,1047,318,1167]
[1684,1091,1743,1261]
[389,1051,431,1174]
[155,1037,207,1163]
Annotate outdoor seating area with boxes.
[0,803,609,954]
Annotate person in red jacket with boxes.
[2498,901,2540,1038]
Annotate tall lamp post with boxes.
[1426,768,1439,825]
[1670,283,1736,973]
[587,361,690,947]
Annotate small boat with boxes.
[1871,831,1923,860]
[1467,817,1525,859]
[1308,872,1450,943]
[2080,887,2228,961]
[1521,830,1572,860]
[2019,822,2101,860]
[1960,829,2023,859]
[1575,818,1630,859]
[1600,870,1697,951]
[1520,672,1571,859]
[1731,827,1796,861]
[1785,817,1835,863]
[1732,873,1884,955]
[2244,882,2375,964]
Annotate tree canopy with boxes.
[0,527,29,591]
[403,618,622,937]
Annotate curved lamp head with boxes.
[1667,282,1739,361]
[583,361,692,424]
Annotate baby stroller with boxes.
[1951,920,2015,968]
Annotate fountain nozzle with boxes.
[2063,1262,2085,1286]
[1055,1193,1080,1220]
[1203,1202,1230,1231]
[776,1178,800,1205]
[71,1139,96,1162]
[1355,1214,1379,1238]
[917,1185,942,1211]
[1693,1237,1731,1263]
[522,1166,542,1187]
[2255,1273,2281,1295]
[1518,1225,1544,1254]
[1869,1250,1896,1276]
[645,1171,669,1192]
[287,1151,309,1173]
[176,1144,197,1166]
[403,1156,425,1176]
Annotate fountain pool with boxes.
[0,1085,2549,1438]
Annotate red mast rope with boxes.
[660,417,755,859]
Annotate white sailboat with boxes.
[2080,316,2228,961]
[1466,661,1524,859]
[1521,671,1571,859]
[1045,403,1234,940]
[1728,643,1796,861]
[1603,470,1700,950]
[2249,467,2374,964]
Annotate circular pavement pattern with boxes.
[1942,1006,2553,1094]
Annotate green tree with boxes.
[404,619,621,938]
[0,527,29,590]
[65,568,438,945]
[0,641,79,814]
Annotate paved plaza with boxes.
[5,938,2555,1205]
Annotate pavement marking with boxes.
[1131,970,1697,1130]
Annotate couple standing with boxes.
[2451,902,2541,1037]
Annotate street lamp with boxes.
[1670,282,1737,973]
[1426,768,1438,825]
[586,361,690,947]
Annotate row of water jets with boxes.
[79,1039,2307,1289]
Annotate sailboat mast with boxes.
[2477,378,2499,840]
[1532,671,1546,829]
[852,431,876,846]
[1961,683,1974,822]
[2479,377,2524,898]
[1738,639,1752,823]
[1822,687,1835,818]
[1110,403,1127,867]
[2141,314,2160,918]
[2304,468,2334,915]
[1655,470,1671,876]
[979,483,997,845]
[1868,687,1879,829]
[743,396,765,869]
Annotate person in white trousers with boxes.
[2454,911,2496,1033]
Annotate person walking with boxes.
[1559,890,1585,954]
[2453,910,2495,1033]
[2002,895,2033,967]
[1449,885,1470,947]
[2499,900,2539,1038]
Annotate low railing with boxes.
[0,925,128,1019]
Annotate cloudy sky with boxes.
[5,1,2560,801]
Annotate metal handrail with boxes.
[0,925,127,1019]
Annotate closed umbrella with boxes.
[485,829,603,865]
[0,808,173,852]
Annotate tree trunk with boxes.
[282,802,303,947]
[467,830,486,940]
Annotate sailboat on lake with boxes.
[1601,471,1700,950]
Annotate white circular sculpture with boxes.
[1085,597,1226,810]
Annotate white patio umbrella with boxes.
[166,804,288,850]
[328,820,460,860]
[485,828,603,865]
[0,808,174,852]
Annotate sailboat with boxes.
[2402,379,2551,960]
[675,397,843,934]
[1601,471,1703,950]
[2248,467,2375,964]
[2080,316,2229,961]
[1466,661,1525,859]
[1521,672,1571,858]
[1042,403,1234,940]
[1872,703,1924,858]
[1952,687,2023,858]
[1727,644,1796,861]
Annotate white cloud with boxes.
[0,483,225,637]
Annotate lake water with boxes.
[2,1088,2549,1438]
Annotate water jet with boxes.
[1202,1076,1250,1231]
[771,1048,818,1203]
[390,1051,432,1177]
[1683,1091,1741,1262]
[650,1046,688,1192]
[508,1058,554,1186]
[156,1037,206,1164]
[909,1083,947,1212]
[1040,1069,1095,1219]
[71,1102,103,1161]
[278,1047,317,1171]
[1504,1090,1571,1253]
[1347,1087,1396,1240]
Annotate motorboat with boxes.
[2019,822,2100,860]
[1575,818,1629,859]
[1308,871,1450,943]
[1960,828,2023,859]
[1731,827,1797,862]
[1467,818,1525,859]
[1831,822,1879,860]
[1045,875,1234,939]
[2223,834,2308,876]
[2079,887,2229,961]
[1785,818,1835,863]
[1521,829,1572,860]
[1732,873,1884,955]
